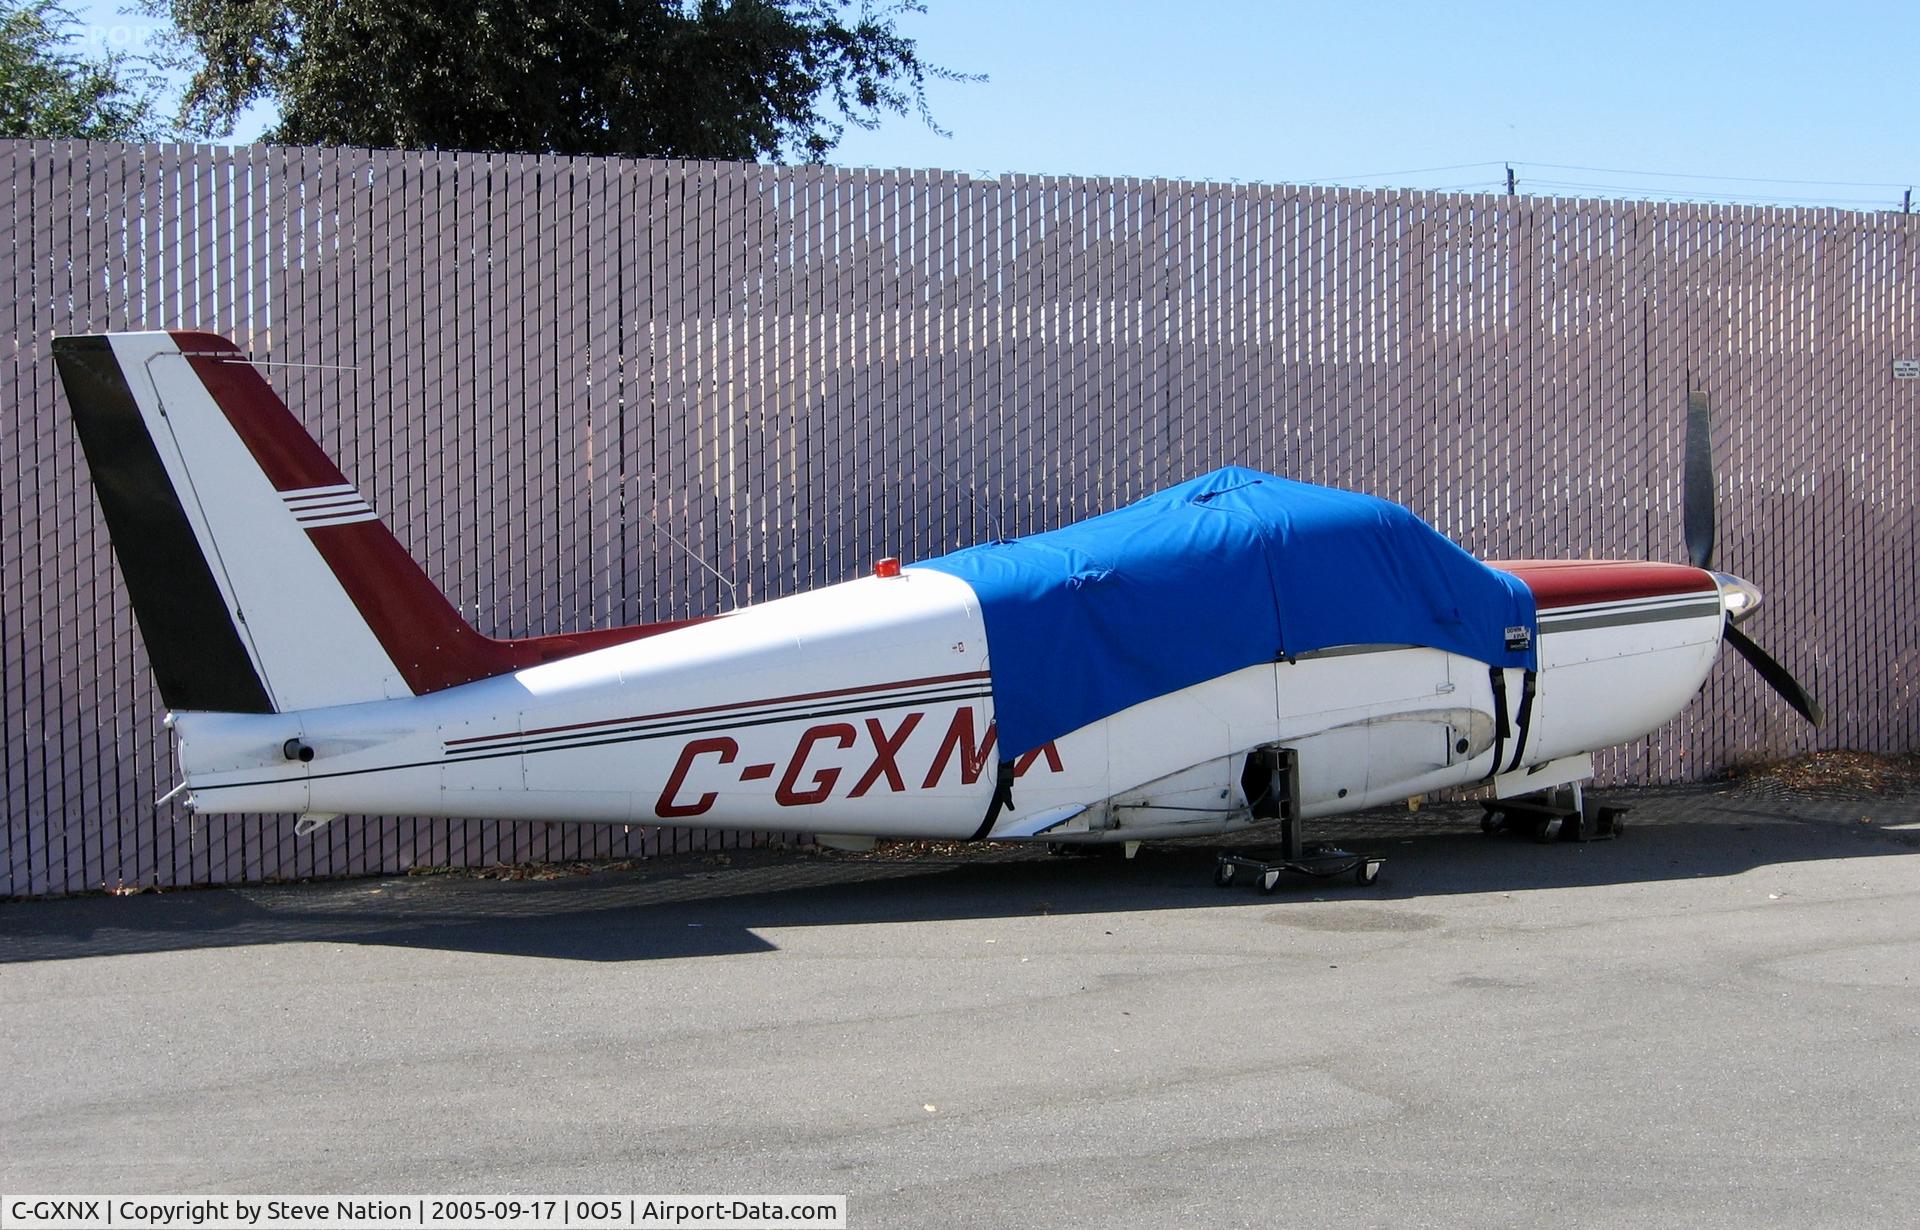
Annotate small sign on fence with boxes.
[1894,359,1920,380]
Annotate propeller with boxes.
[1683,391,1717,570]
[1683,391,1824,725]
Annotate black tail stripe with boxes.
[53,336,274,714]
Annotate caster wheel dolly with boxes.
[1212,745,1383,893]
[1480,782,1628,843]
[1214,847,1384,893]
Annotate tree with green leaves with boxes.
[157,0,972,159]
[1,0,162,139]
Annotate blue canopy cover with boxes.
[913,467,1537,758]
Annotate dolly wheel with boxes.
[1534,816,1564,844]
[1481,811,1504,835]
[1355,861,1381,887]
[1214,862,1235,887]
[1258,869,1282,894]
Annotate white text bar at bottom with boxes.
[1,1196,848,1230]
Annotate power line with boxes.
[1517,161,1911,189]
[1295,160,1506,185]
[1289,157,1913,209]
[1519,177,1903,208]
[1309,174,1906,210]
[1283,161,1911,210]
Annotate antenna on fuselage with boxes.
[641,505,739,611]
[967,480,1007,543]
[923,473,1006,544]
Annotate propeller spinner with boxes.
[1684,391,1824,725]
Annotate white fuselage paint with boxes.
[174,568,1727,843]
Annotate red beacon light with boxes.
[873,557,903,578]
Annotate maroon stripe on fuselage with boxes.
[1489,559,1717,611]
[301,519,706,691]
[171,330,706,694]
[444,669,997,746]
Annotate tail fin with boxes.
[55,331,672,714]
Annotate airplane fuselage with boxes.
[176,558,1727,844]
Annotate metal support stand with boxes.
[1214,746,1383,892]
[1480,785,1627,843]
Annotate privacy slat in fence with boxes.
[4,140,1915,896]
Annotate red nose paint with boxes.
[874,557,902,578]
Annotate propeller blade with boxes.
[1725,623,1824,726]
[1684,389,1716,570]
[1683,392,1816,725]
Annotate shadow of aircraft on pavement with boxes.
[4,784,1915,964]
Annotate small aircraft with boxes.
[55,331,1820,882]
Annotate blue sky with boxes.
[74,0,1919,210]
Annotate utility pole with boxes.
[1505,164,1517,196]
[1905,187,1912,214]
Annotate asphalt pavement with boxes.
[5,780,1919,1227]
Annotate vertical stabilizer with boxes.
[55,332,425,711]
[55,330,682,715]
